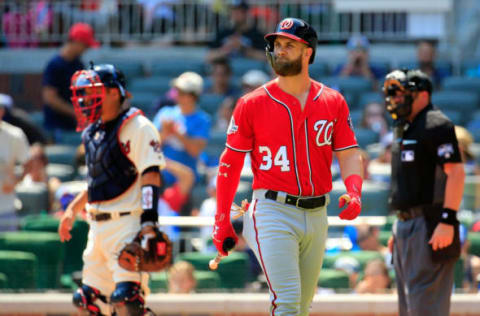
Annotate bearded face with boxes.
[272,52,303,76]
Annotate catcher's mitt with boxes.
[118,227,172,272]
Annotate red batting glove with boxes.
[338,174,363,220]
[212,215,238,256]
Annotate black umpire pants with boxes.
[393,216,456,316]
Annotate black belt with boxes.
[265,190,326,209]
[90,211,132,222]
[396,207,424,221]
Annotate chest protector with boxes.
[82,107,141,203]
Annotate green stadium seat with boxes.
[318,268,350,290]
[443,76,480,98]
[0,250,37,289]
[398,60,451,81]
[309,61,329,79]
[47,163,76,182]
[349,110,363,128]
[177,252,249,289]
[454,257,464,290]
[231,58,267,76]
[56,131,82,146]
[353,128,380,149]
[322,251,384,271]
[468,232,480,257]
[442,110,463,125]
[15,183,49,215]
[381,215,396,232]
[358,92,383,109]
[0,272,7,289]
[45,145,77,165]
[149,270,221,293]
[235,181,252,206]
[191,184,209,209]
[20,214,89,274]
[0,231,65,289]
[129,76,172,94]
[378,230,392,247]
[463,176,480,211]
[199,93,224,116]
[130,92,159,118]
[98,60,144,80]
[151,60,205,77]
[320,77,373,108]
[431,91,478,123]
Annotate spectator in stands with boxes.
[168,261,197,294]
[356,224,389,256]
[354,259,391,293]
[334,256,361,289]
[206,57,238,97]
[0,100,30,231]
[334,35,384,82]
[360,102,389,138]
[207,0,265,62]
[21,143,61,210]
[213,96,237,133]
[241,69,270,94]
[368,132,393,184]
[42,23,99,140]
[416,40,450,85]
[0,93,48,144]
[153,72,211,186]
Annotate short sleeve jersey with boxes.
[390,104,462,210]
[226,80,358,196]
[86,114,166,213]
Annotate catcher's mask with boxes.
[382,69,432,121]
[264,17,318,66]
[71,63,129,131]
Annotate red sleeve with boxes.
[215,148,246,223]
[226,98,254,152]
[332,94,359,151]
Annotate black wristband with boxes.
[439,208,458,225]
[141,185,160,224]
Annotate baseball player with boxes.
[213,18,364,315]
[58,63,166,316]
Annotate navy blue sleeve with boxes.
[42,58,59,88]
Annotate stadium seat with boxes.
[0,250,37,289]
[461,59,480,77]
[0,232,64,289]
[378,230,392,247]
[47,163,76,182]
[353,128,379,148]
[149,270,221,292]
[177,252,249,289]
[358,92,384,109]
[151,59,205,77]
[15,182,49,215]
[318,268,350,290]
[442,76,480,97]
[230,58,267,76]
[0,272,6,289]
[320,77,373,109]
[235,181,252,206]
[45,145,78,165]
[322,251,384,271]
[309,61,329,79]
[56,131,82,146]
[98,60,144,81]
[398,60,452,78]
[129,76,172,94]
[130,92,159,118]
[454,257,464,289]
[191,184,209,209]
[20,214,89,274]
[442,110,463,125]
[468,232,480,257]
[431,91,478,123]
[198,93,225,116]
[328,181,389,216]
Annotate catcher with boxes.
[58,63,171,316]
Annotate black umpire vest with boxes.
[82,107,141,203]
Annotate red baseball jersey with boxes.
[226,79,358,196]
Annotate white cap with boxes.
[0,93,13,108]
[172,71,203,96]
[242,69,269,87]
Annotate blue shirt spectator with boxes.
[153,105,211,185]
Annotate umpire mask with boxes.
[382,69,432,122]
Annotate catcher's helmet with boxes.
[265,18,318,64]
[383,69,432,121]
[70,63,129,131]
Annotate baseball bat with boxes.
[209,237,236,270]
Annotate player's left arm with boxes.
[429,122,465,250]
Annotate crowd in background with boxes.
[2,0,480,295]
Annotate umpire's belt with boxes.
[396,207,424,221]
[88,211,133,222]
[265,190,326,209]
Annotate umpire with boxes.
[383,69,465,316]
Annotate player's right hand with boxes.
[212,219,238,256]
[58,210,75,242]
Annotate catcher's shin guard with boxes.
[111,282,148,316]
[73,284,112,316]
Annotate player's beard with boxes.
[272,54,303,76]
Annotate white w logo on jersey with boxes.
[314,120,333,147]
